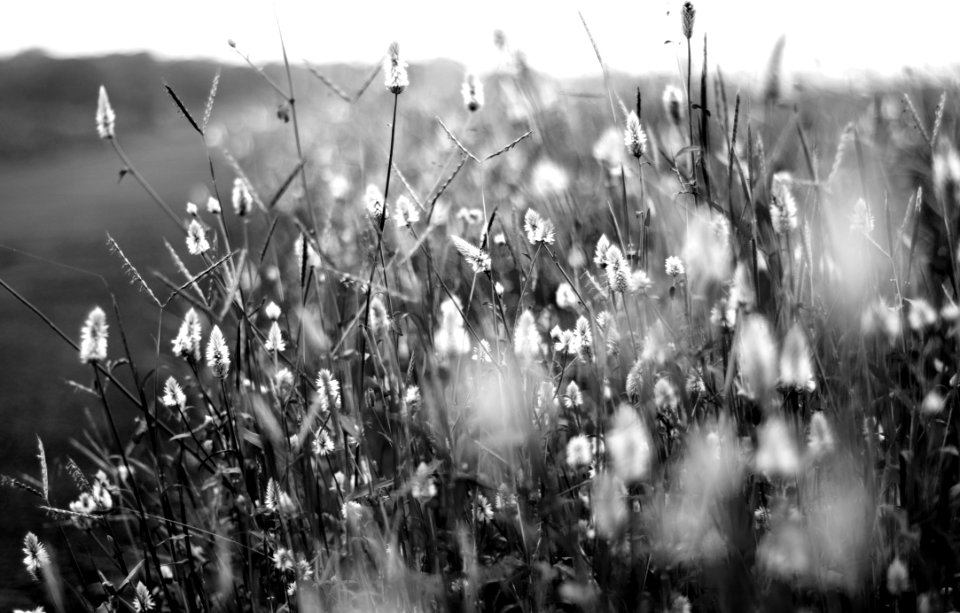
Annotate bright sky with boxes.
[3,1,957,81]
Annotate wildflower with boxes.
[594,234,613,268]
[564,380,583,408]
[456,207,484,225]
[133,582,155,612]
[624,110,647,158]
[172,308,203,362]
[807,412,835,459]
[272,548,295,572]
[22,533,49,581]
[780,323,816,391]
[186,219,210,255]
[472,493,494,522]
[451,235,491,274]
[436,297,471,356]
[384,42,409,94]
[626,358,644,398]
[770,174,798,235]
[206,325,230,379]
[264,301,282,320]
[670,595,692,613]
[514,309,542,361]
[79,306,108,363]
[312,428,335,456]
[96,85,115,139]
[663,84,683,126]
[461,71,484,112]
[629,269,653,294]
[665,256,685,277]
[738,315,778,402]
[264,321,285,353]
[605,247,629,294]
[886,558,909,595]
[342,500,364,524]
[755,418,800,477]
[592,471,628,538]
[315,369,342,412]
[231,177,252,217]
[555,282,578,310]
[850,198,875,235]
[161,377,187,410]
[566,435,593,468]
[524,208,556,245]
[606,404,653,483]
[472,339,494,363]
[206,196,221,215]
[921,389,946,415]
[393,194,420,227]
[185,201,198,216]
[907,298,938,331]
[681,1,696,39]
[369,295,391,334]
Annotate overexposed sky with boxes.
[2,0,958,80]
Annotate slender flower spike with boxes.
[264,321,285,354]
[605,247,629,294]
[133,581,155,612]
[780,323,816,391]
[451,235,491,274]
[461,72,484,112]
[384,42,409,94]
[80,306,109,363]
[681,1,696,39]
[514,309,542,361]
[185,201,198,216]
[565,434,593,468]
[96,85,116,139]
[594,234,613,268]
[624,111,647,158]
[206,325,230,379]
[393,195,420,227]
[22,532,50,581]
[231,177,252,217]
[186,219,210,255]
[524,208,556,245]
[770,175,798,235]
[172,308,203,362]
[206,196,222,215]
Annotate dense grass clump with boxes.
[5,12,960,613]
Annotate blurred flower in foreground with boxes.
[555,282,579,310]
[591,471,628,538]
[849,198,875,236]
[780,323,816,391]
[886,558,909,595]
[393,195,420,227]
[384,42,409,94]
[921,389,945,415]
[606,404,652,483]
[663,85,683,127]
[96,85,115,139]
[565,434,593,468]
[807,411,835,459]
[435,297,471,357]
[738,315,778,402]
[514,310,541,361]
[80,306,109,363]
[665,256,685,278]
[755,417,799,477]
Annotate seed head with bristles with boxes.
[206,325,230,379]
[231,177,252,217]
[96,85,116,139]
[186,219,210,255]
[681,2,696,39]
[524,208,556,245]
[451,235,491,274]
[393,195,420,227]
[172,308,203,362]
[22,532,50,581]
[384,42,409,94]
[624,111,647,158]
[80,306,108,363]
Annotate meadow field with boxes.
[2,10,959,612]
